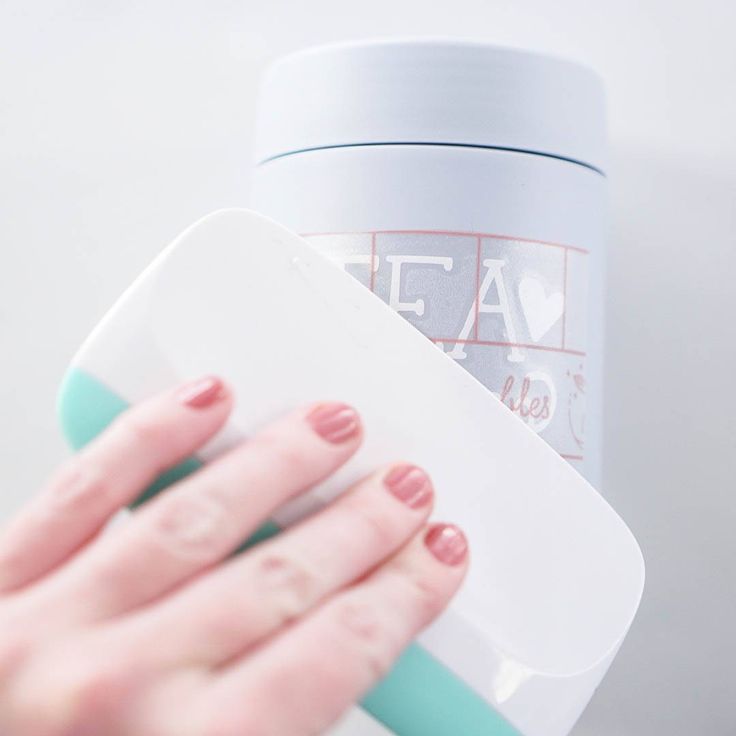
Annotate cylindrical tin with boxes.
[252,42,610,734]
[251,39,607,487]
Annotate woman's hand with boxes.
[0,377,468,736]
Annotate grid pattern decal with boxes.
[302,229,589,466]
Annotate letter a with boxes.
[446,258,523,362]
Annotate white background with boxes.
[1,2,734,734]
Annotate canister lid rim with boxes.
[254,38,608,173]
[256,140,606,176]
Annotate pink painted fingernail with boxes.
[384,465,433,508]
[176,376,227,409]
[307,403,361,444]
[424,523,468,566]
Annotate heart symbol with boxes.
[518,277,565,342]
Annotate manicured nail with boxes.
[424,523,468,566]
[176,376,227,409]
[307,403,361,444]
[384,464,433,508]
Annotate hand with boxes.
[0,377,468,735]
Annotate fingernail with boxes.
[176,376,227,409]
[384,465,433,508]
[307,403,361,444]
[424,524,468,566]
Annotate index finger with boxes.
[0,376,232,594]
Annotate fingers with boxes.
[195,523,469,736]
[108,463,435,669]
[32,401,363,624]
[0,376,232,594]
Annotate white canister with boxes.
[251,39,607,488]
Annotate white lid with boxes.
[254,39,607,174]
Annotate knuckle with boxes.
[119,411,168,455]
[251,430,314,477]
[11,656,128,734]
[344,501,395,548]
[252,554,316,623]
[405,573,446,622]
[149,493,229,561]
[390,557,447,622]
[335,600,392,680]
[0,636,30,685]
[46,458,109,512]
[65,668,119,718]
[54,664,133,732]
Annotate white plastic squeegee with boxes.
[59,209,644,736]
